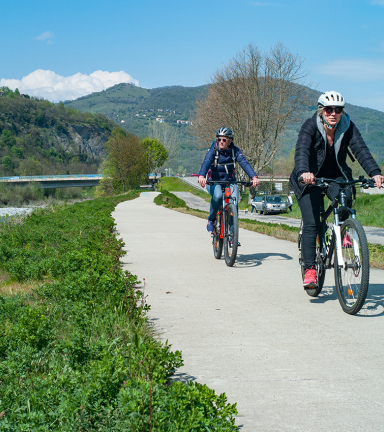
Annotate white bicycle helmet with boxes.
[317,91,345,108]
[216,127,234,139]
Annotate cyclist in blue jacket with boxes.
[198,127,260,233]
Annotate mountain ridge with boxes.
[65,82,384,171]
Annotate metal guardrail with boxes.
[0,174,104,182]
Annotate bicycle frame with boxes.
[217,184,236,241]
[206,180,244,238]
[314,176,374,270]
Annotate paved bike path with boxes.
[113,192,384,432]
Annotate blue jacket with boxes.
[198,140,257,181]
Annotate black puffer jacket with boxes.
[289,113,381,198]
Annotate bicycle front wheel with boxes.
[334,219,369,315]
[224,203,238,267]
[212,213,223,259]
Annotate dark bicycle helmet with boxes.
[216,127,234,139]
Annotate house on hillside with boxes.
[0,91,6,97]
[177,120,193,125]
[156,117,165,123]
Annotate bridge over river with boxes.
[0,173,162,189]
[0,174,103,188]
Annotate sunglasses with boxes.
[217,138,229,143]
[324,106,343,115]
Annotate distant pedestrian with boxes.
[251,197,259,214]
[287,194,293,212]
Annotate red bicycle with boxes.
[207,180,250,267]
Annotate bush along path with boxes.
[0,194,238,431]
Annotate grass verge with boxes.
[157,177,210,202]
[0,191,238,430]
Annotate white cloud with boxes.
[315,59,384,82]
[0,69,139,102]
[35,31,54,41]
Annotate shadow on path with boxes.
[359,283,384,317]
[171,371,197,383]
[308,285,337,304]
[308,283,384,317]
[235,252,293,268]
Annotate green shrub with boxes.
[0,192,237,430]
[154,189,187,208]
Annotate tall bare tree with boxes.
[194,43,311,177]
[147,121,180,168]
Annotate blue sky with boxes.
[1,0,384,111]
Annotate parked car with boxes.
[190,173,199,177]
[251,195,288,215]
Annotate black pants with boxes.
[297,177,354,270]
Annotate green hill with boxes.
[0,90,116,177]
[65,84,208,173]
[64,83,384,172]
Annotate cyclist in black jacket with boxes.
[289,91,384,288]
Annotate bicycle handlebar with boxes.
[298,176,376,189]
[206,180,252,187]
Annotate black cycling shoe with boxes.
[229,239,241,248]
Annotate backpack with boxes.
[212,147,236,174]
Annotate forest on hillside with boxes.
[0,88,115,177]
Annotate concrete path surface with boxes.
[113,192,384,432]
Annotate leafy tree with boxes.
[95,176,114,197]
[2,155,12,171]
[141,137,168,176]
[103,128,147,193]
[19,158,43,175]
[10,146,24,158]
[1,130,16,147]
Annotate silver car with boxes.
[251,195,288,215]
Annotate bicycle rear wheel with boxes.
[224,203,238,267]
[334,219,369,315]
[212,213,223,259]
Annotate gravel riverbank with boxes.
[0,207,33,219]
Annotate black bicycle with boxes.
[207,180,251,267]
[298,176,376,315]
